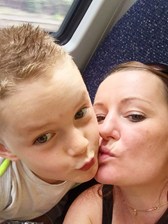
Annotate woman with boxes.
[63,61,168,224]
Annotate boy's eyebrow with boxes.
[23,121,55,134]
[22,91,89,134]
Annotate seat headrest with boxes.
[83,0,168,101]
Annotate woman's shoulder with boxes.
[80,183,102,198]
[63,183,103,224]
[69,183,102,210]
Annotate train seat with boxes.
[83,0,168,101]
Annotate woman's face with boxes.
[94,70,168,186]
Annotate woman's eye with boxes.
[96,115,105,123]
[128,114,146,122]
[34,133,53,144]
[75,107,87,120]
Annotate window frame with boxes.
[53,0,93,45]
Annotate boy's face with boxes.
[0,60,99,184]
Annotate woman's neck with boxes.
[119,180,168,208]
[113,181,168,224]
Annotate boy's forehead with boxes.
[0,66,88,125]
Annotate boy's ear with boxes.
[0,144,18,161]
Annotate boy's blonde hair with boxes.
[0,23,71,98]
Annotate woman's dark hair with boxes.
[108,61,168,103]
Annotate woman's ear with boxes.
[0,144,18,161]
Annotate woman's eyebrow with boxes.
[94,97,152,107]
[120,97,152,105]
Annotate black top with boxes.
[102,185,168,224]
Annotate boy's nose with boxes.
[67,129,89,156]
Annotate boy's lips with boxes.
[79,157,95,171]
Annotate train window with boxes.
[0,0,92,44]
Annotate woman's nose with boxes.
[99,116,120,140]
[67,129,89,156]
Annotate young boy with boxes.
[0,24,99,223]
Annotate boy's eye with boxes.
[75,107,87,120]
[34,133,53,144]
[128,114,146,122]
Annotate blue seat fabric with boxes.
[83,0,168,101]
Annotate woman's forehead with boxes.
[95,70,166,103]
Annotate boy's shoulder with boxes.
[0,158,12,211]
[0,159,75,220]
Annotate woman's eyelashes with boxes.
[95,112,146,124]
[96,114,106,123]
[126,113,146,122]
